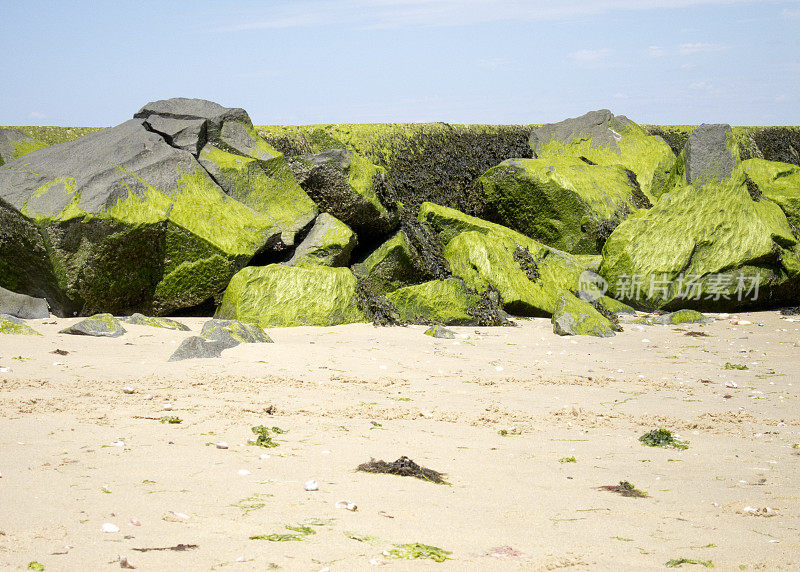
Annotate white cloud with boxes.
[219,0,778,31]
[689,80,714,91]
[647,45,667,57]
[678,42,724,55]
[28,111,46,119]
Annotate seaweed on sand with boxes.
[356,456,447,484]
[598,481,648,498]
[385,542,452,562]
[639,428,689,450]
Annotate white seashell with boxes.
[163,511,190,522]
[725,381,739,388]
[122,387,135,394]
[119,555,136,569]
[238,469,251,476]
[101,485,111,493]
[235,556,246,562]
[101,523,120,533]
[111,441,125,447]
[743,506,758,513]
[335,500,357,511]
[304,479,319,491]
[495,365,503,372]
[259,453,271,460]
[162,403,173,411]
[737,320,752,325]
[370,557,388,565]
[52,362,64,366]
[718,313,730,319]
[144,394,153,400]
[0,367,10,373]
[641,339,650,343]
[129,517,141,526]
[215,442,229,449]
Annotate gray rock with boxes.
[529,109,634,154]
[684,124,735,184]
[201,319,273,345]
[0,315,40,336]
[424,324,456,339]
[59,313,126,337]
[168,335,236,361]
[288,149,397,240]
[0,128,41,166]
[0,314,24,324]
[134,97,250,142]
[218,121,276,163]
[122,313,190,331]
[287,213,357,267]
[0,286,49,319]
[143,115,207,155]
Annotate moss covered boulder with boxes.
[200,318,273,344]
[477,156,649,254]
[529,110,675,201]
[215,265,367,327]
[352,231,426,294]
[654,309,711,325]
[551,295,616,337]
[0,99,316,317]
[387,278,500,325]
[0,315,41,336]
[288,149,396,240]
[418,202,616,335]
[59,313,126,337]
[122,313,190,331]
[600,125,800,310]
[742,158,800,228]
[287,213,357,268]
[0,128,46,166]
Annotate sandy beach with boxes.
[0,311,798,570]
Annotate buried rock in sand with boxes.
[356,456,448,484]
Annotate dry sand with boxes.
[0,311,798,570]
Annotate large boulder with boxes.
[59,313,126,337]
[288,149,397,240]
[215,265,367,327]
[200,318,273,344]
[600,124,800,310]
[352,231,426,294]
[0,315,41,336]
[387,278,507,326]
[0,128,45,166]
[0,286,49,319]
[529,110,675,201]
[551,295,616,337]
[0,99,317,317]
[476,157,650,254]
[121,313,190,331]
[418,202,616,335]
[286,213,357,268]
[742,158,800,228]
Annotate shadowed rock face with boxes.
[0,98,316,317]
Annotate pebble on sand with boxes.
[101,523,120,533]
[304,479,319,491]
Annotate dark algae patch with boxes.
[250,425,286,448]
[356,456,448,484]
[639,428,689,449]
[598,481,648,498]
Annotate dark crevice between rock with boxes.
[465,283,513,326]
[625,169,652,209]
[355,278,403,327]
[401,219,451,280]
[513,246,540,281]
[578,156,597,165]
[744,173,763,201]
[170,296,216,317]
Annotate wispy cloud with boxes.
[219,0,778,31]
[28,111,46,119]
[678,42,724,55]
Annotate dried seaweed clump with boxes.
[598,481,648,498]
[356,456,447,484]
[639,428,688,450]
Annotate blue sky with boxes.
[3,0,799,126]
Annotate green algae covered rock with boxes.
[288,149,396,240]
[600,124,800,311]
[122,313,190,331]
[0,128,46,166]
[59,313,126,337]
[424,324,456,339]
[654,309,710,325]
[551,295,617,337]
[0,315,41,336]
[529,110,675,201]
[0,99,318,317]
[215,265,367,327]
[593,295,635,316]
[287,213,356,268]
[476,156,649,254]
[387,278,487,325]
[200,318,273,344]
[353,231,426,294]
[198,143,317,247]
[418,202,616,335]
[742,158,800,228]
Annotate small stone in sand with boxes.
[215,442,229,449]
[101,523,120,533]
[304,479,319,491]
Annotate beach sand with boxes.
[0,311,798,570]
